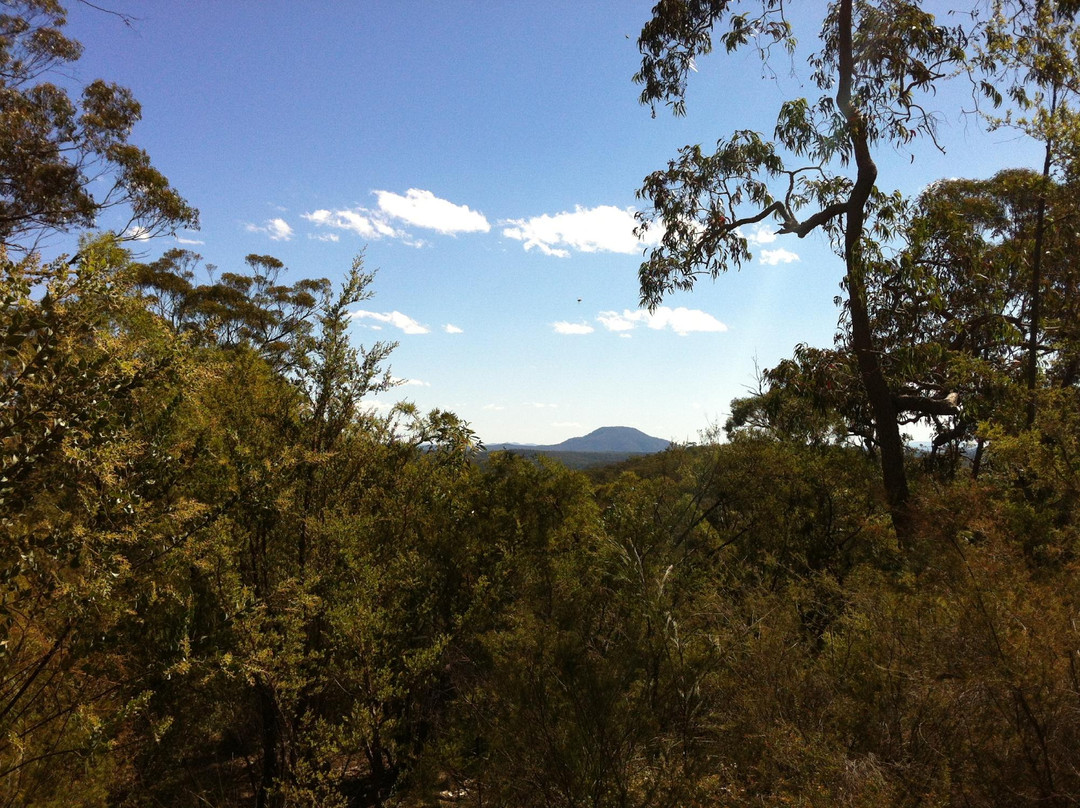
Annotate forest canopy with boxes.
[2,1,1080,807]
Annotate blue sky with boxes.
[64,2,1045,445]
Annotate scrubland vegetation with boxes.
[4,1,1080,806]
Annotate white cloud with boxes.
[596,311,638,332]
[246,217,294,241]
[395,377,430,387]
[303,208,400,239]
[303,189,487,243]
[124,225,152,241]
[444,323,464,334]
[308,232,340,243]
[483,403,505,411]
[597,307,728,336]
[759,247,800,265]
[375,189,490,234]
[175,236,205,245]
[267,219,293,240]
[361,400,396,414]
[738,223,778,246]
[351,310,430,334]
[553,321,595,335]
[502,205,662,257]
[531,403,558,409]
[646,307,728,335]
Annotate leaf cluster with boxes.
[0,0,198,251]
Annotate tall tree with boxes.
[889,170,1080,438]
[634,0,969,542]
[0,0,197,251]
[134,249,332,374]
[973,0,1080,424]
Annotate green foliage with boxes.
[875,169,1080,441]
[0,236,204,805]
[133,249,334,374]
[5,230,1080,807]
[633,1,988,540]
[4,3,1080,807]
[635,0,794,117]
[0,1,198,250]
[635,0,968,307]
[726,347,869,447]
[733,163,1080,472]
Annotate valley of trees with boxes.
[3,0,1080,806]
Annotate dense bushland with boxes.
[4,239,1079,806]
[5,0,1080,805]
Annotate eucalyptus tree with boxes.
[0,0,197,251]
[633,0,972,541]
[725,344,872,449]
[972,0,1080,424]
[134,250,346,377]
[880,170,1080,457]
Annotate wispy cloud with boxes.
[267,219,294,240]
[361,400,396,414]
[304,209,401,239]
[596,311,637,332]
[759,247,800,265]
[502,205,661,258]
[444,323,464,334]
[483,403,506,411]
[304,189,488,243]
[351,310,430,334]
[597,307,727,336]
[553,321,595,335]
[245,217,294,241]
[308,232,340,242]
[738,223,778,246]
[124,225,152,241]
[395,377,431,387]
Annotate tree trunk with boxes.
[847,268,911,541]
[836,0,911,545]
[1026,86,1056,427]
[256,680,282,808]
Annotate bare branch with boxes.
[893,394,961,417]
[776,201,849,237]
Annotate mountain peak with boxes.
[551,426,669,453]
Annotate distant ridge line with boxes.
[487,426,670,454]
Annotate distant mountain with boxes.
[550,426,670,453]
[489,426,670,455]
